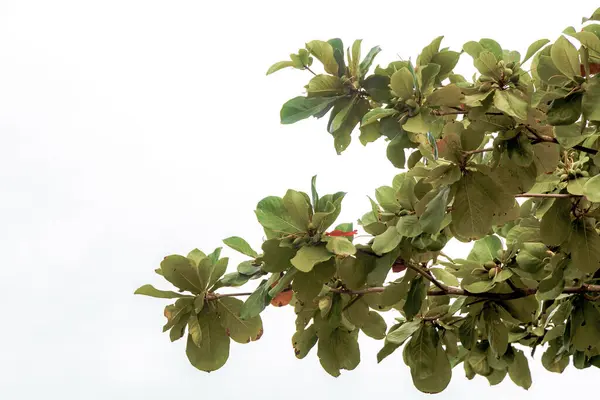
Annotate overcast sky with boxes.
[1,1,599,399]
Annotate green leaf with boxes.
[464,280,495,293]
[187,313,202,346]
[359,46,382,77]
[217,297,263,343]
[134,284,193,299]
[361,107,397,126]
[542,344,569,373]
[377,340,401,363]
[551,36,579,78]
[306,75,345,97]
[463,41,484,58]
[292,325,318,359]
[507,349,532,390]
[418,36,443,65]
[223,236,258,258]
[426,84,463,107]
[349,39,361,78]
[450,172,514,240]
[305,40,339,76]
[330,96,357,133]
[372,226,402,256]
[480,38,503,60]
[311,175,319,210]
[474,51,499,78]
[161,255,206,294]
[386,320,422,345]
[404,277,426,320]
[266,60,294,75]
[485,308,508,357]
[420,63,441,91]
[186,310,230,372]
[420,187,450,234]
[406,324,452,394]
[261,240,295,274]
[240,280,271,320]
[390,68,414,100]
[169,317,188,342]
[317,328,360,377]
[283,189,311,231]
[327,38,345,77]
[386,133,410,168]
[291,245,334,273]
[468,235,502,263]
[359,123,381,145]
[360,311,387,339]
[568,218,600,274]
[584,174,600,202]
[582,77,600,121]
[212,272,251,289]
[553,124,591,148]
[523,39,550,63]
[431,51,460,78]
[280,96,341,124]
[403,113,429,134]
[430,268,459,287]
[255,196,304,235]
[567,177,588,196]
[536,265,565,301]
[325,236,356,256]
[459,316,476,350]
[207,257,228,289]
[396,214,423,238]
[493,90,528,120]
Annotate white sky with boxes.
[1,1,599,399]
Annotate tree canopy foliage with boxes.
[136,7,600,393]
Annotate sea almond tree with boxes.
[136,6,600,394]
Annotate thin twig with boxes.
[302,64,317,76]
[464,147,494,156]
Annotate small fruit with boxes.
[479,75,494,82]
[510,74,519,83]
[483,261,497,270]
[506,62,515,69]
[581,170,590,177]
[498,60,505,68]
[560,173,569,181]
[406,99,418,108]
[479,82,492,92]
[503,68,513,76]
[488,268,497,279]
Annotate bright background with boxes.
[1,1,598,399]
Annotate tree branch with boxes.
[515,193,580,198]
[407,263,447,292]
[205,292,253,300]
[526,127,598,155]
[463,147,495,156]
[207,283,600,301]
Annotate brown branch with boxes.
[205,292,253,300]
[515,193,580,198]
[208,283,600,301]
[464,147,494,156]
[407,263,447,292]
[526,127,598,155]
